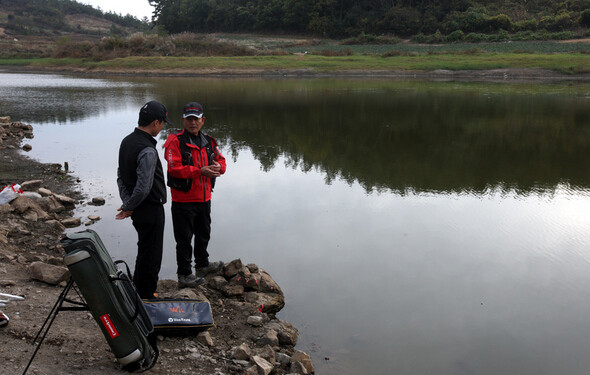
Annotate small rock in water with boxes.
[91,197,105,206]
[61,217,81,228]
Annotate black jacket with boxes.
[118,128,166,208]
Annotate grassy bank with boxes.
[1,52,589,75]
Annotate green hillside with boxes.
[0,0,148,37]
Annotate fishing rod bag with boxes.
[143,299,214,335]
[61,229,157,371]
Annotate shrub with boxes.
[381,50,416,57]
[411,33,428,43]
[488,14,512,32]
[52,40,95,58]
[341,32,377,45]
[514,19,538,32]
[101,36,127,50]
[446,30,465,42]
[548,30,577,40]
[464,32,487,42]
[580,9,590,27]
[539,13,574,31]
[512,31,537,40]
[312,48,354,56]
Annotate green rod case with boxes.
[61,229,157,371]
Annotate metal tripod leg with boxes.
[22,278,86,375]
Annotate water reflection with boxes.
[2,72,589,197]
[0,71,152,124]
[207,86,590,195]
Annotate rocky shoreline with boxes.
[0,116,314,375]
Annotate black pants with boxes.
[172,200,211,275]
[131,202,165,299]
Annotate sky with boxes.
[79,0,154,20]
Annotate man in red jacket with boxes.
[164,102,227,288]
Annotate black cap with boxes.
[138,100,173,126]
[183,102,204,119]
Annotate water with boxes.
[1,71,590,374]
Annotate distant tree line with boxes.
[148,0,590,38]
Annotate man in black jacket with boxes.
[116,100,170,299]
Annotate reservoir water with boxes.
[1,71,590,374]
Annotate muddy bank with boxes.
[4,64,590,82]
[0,117,314,375]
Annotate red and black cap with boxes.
[138,100,173,126]
[183,102,204,119]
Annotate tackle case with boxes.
[61,229,157,371]
[143,299,214,335]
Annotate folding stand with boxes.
[23,278,89,375]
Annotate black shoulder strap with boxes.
[177,130,193,166]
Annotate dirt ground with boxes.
[0,121,306,375]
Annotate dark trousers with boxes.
[172,200,211,275]
[131,202,164,299]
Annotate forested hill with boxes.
[150,0,590,38]
[0,0,148,37]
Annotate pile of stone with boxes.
[155,259,316,375]
[0,116,34,150]
[0,179,81,283]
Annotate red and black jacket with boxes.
[163,129,226,203]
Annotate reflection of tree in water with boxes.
[208,89,590,195]
[0,81,151,125]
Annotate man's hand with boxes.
[201,161,221,178]
[116,207,133,220]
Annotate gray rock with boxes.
[87,215,100,221]
[22,211,39,222]
[61,217,81,228]
[267,319,298,346]
[0,280,16,287]
[20,180,43,191]
[290,361,309,374]
[53,193,75,206]
[276,352,291,369]
[39,196,65,213]
[38,188,52,197]
[197,331,213,347]
[246,263,259,273]
[255,345,275,366]
[10,196,48,219]
[170,288,198,300]
[22,144,32,151]
[208,275,228,290]
[244,292,285,315]
[259,269,283,295]
[45,220,66,232]
[221,283,245,297]
[0,203,14,213]
[257,330,279,348]
[223,259,243,278]
[91,197,105,206]
[28,262,70,285]
[252,355,273,375]
[290,350,314,374]
[232,359,250,367]
[247,316,263,327]
[230,343,251,361]
[242,365,258,375]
